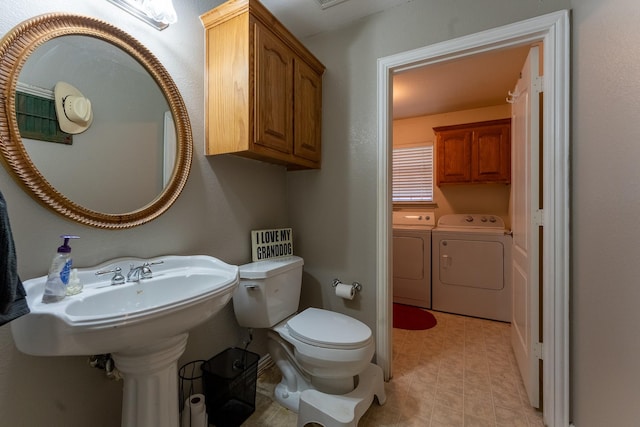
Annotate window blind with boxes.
[392,145,434,202]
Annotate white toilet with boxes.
[232,256,386,426]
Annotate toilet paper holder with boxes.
[332,278,362,293]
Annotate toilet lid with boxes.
[286,308,372,349]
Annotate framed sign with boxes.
[251,228,293,261]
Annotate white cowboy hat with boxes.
[54,81,93,134]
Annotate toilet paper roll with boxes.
[335,283,355,300]
[182,394,207,427]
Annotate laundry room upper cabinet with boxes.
[434,118,511,185]
[200,0,325,170]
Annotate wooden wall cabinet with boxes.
[201,0,325,170]
[434,118,511,185]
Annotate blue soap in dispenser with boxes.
[41,235,79,303]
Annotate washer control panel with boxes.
[392,211,435,227]
[437,214,505,229]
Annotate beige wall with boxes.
[571,0,640,425]
[393,105,512,227]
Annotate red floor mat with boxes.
[393,303,437,330]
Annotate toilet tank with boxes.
[233,256,304,328]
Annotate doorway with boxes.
[377,10,570,427]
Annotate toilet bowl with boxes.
[272,308,375,397]
[232,256,386,421]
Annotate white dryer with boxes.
[431,214,512,322]
[392,211,434,309]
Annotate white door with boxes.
[510,45,542,408]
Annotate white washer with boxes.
[392,211,434,309]
[431,214,512,322]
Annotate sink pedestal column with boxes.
[113,333,189,427]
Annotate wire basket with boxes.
[178,360,205,414]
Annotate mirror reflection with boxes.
[18,36,174,214]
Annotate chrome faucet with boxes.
[126,261,164,282]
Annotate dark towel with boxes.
[0,190,29,326]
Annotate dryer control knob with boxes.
[489,217,497,223]
[465,215,473,222]
[481,217,488,222]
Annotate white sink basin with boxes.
[12,255,239,356]
[12,255,239,427]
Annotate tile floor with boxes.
[243,310,544,427]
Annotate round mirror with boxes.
[0,13,192,229]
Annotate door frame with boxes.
[376,10,570,427]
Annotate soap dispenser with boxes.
[41,235,79,303]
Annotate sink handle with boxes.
[96,267,125,286]
[141,260,164,279]
[128,260,165,282]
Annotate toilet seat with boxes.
[286,308,372,350]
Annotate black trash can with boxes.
[201,347,260,427]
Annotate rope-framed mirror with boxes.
[0,13,193,229]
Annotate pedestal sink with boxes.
[11,255,239,427]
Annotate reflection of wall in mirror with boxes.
[163,111,176,188]
[19,36,170,214]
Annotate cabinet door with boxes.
[472,124,511,183]
[254,24,293,154]
[437,129,472,185]
[293,59,322,163]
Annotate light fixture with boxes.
[107,0,177,31]
[315,0,350,10]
